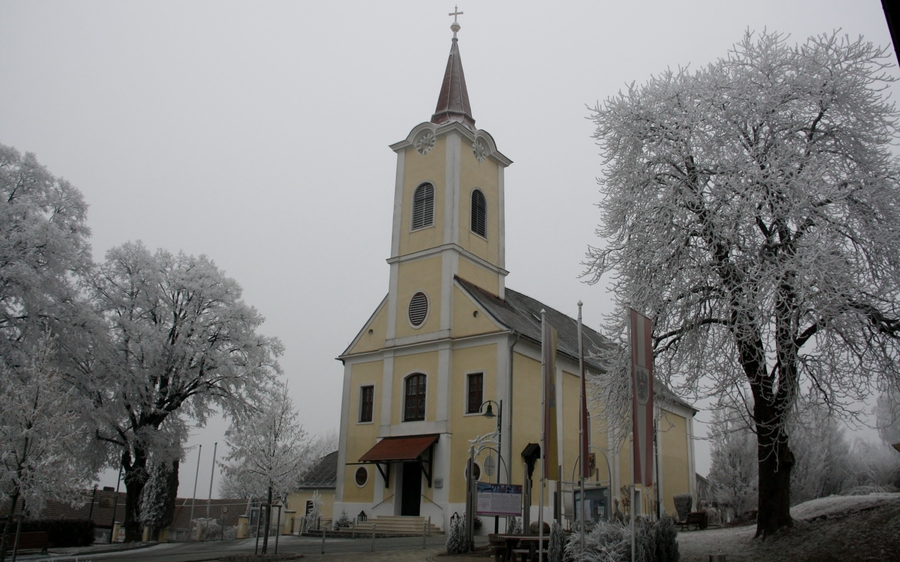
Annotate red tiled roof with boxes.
[358,434,439,463]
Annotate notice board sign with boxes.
[476,483,523,517]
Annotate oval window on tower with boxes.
[408,292,429,327]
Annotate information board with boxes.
[476,483,523,517]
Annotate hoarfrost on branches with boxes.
[0,144,93,371]
[86,241,283,541]
[221,381,315,553]
[586,30,900,537]
[0,335,95,558]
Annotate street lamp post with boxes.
[480,399,502,534]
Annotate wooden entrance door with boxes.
[401,462,422,516]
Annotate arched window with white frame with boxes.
[404,373,427,421]
[471,189,486,237]
[412,183,434,230]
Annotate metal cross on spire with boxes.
[449,5,463,38]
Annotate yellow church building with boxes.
[333,19,697,534]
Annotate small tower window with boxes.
[412,183,434,230]
[471,189,486,237]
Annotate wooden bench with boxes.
[680,511,707,531]
[510,547,532,562]
[2,531,50,554]
[488,534,508,562]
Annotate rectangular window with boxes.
[359,385,374,423]
[467,372,484,414]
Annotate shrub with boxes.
[654,515,679,562]
[445,514,467,554]
[507,516,521,534]
[549,521,566,562]
[634,517,654,562]
[672,494,692,523]
[333,510,352,530]
[564,516,679,562]
[565,519,630,562]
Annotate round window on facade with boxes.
[464,462,482,482]
[408,292,429,327]
[355,466,369,487]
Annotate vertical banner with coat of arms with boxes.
[541,312,559,480]
[629,308,654,487]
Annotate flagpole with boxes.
[629,310,635,562]
[577,301,586,556]
[539,310,546,562]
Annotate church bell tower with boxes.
[384,13,512,346]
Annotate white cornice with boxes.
[386,242,509,277]
[390,121,513,167]
[338,330,512,361]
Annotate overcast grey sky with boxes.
[2,1,896,497]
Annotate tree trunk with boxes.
[753,401,794,538]
[262,486,272,554]
[0,490,20,562]
[122,449,149,542]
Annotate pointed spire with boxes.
[431,7,475,130]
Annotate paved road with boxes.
[12,534,491,562]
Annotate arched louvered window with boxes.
[404,373,427,421]
[471,189,486,237]
[412,183,434,230]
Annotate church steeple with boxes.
[431,8,475,131]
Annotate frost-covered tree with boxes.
[0,335,95,559]
[586,31,900,536]
[221,382,314,553]
[85,241,282,541]
[707,401,758,518]
[789,400,850,504]
[875,387,900,446]
[0,144,93,371]
[445,514,467,555]
[843,437,900,490]
[549,520,566,562]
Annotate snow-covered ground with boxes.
[677,493,900,562]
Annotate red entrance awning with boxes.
[359,434,440,463]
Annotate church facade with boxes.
[333,21,696,533]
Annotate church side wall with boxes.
[457,257,500,295]
[391,351,441,426]
[341,359,382,506]
[659,408,691,516]
[346,302,388,355]
[451,285,501,337]
[446,343,500,504]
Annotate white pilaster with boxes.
[335,362,354,502]
[390,150,406,258]
[444,134,461,246]
[437,347,452,422]
[497,165,506,299]
[386,262,399,340]
[440,249,458,332]
[380,354,395,435]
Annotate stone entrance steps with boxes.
[353,515,443,536]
